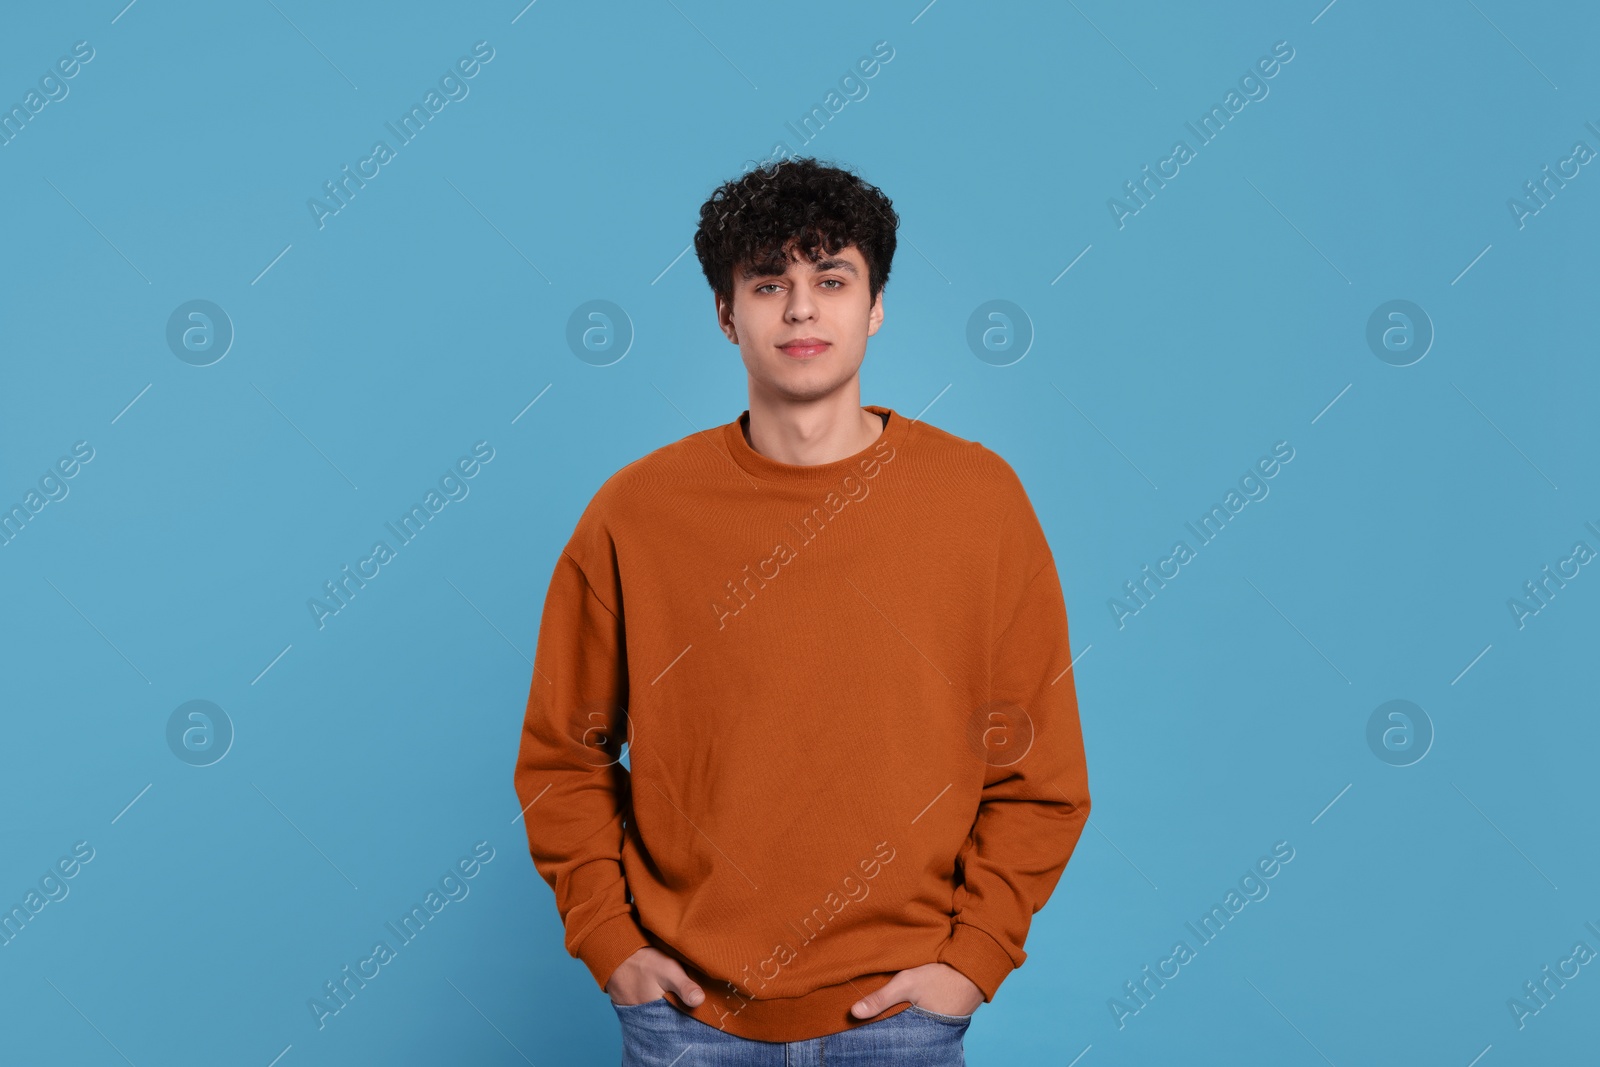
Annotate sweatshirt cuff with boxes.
[936,922,1018,1002]
[576,911,653,992]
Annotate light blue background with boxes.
[3,1,1597,1064]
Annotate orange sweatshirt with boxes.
[513,404,1091,1043]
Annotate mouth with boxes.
[778,339,830,359]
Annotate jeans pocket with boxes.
[611,996,670,1010]
[907,1004,974,1025]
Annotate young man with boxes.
[513,156,1091,1063]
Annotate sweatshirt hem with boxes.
[662,962,914,1043]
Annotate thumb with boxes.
[668,969,705,1008]
[850,975,907,1019]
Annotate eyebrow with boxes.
[741,257,860,281]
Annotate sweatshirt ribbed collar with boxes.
[721,404,908,484]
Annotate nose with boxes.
[784,283,817,323]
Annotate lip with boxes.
[778,339,830,358]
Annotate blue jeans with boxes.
[613,998,971,1065]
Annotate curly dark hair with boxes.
[693,156,898,310]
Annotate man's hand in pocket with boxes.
[849,962,983,1019]
[605,947,706,1007]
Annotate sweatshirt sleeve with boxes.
[936,482,1093,1002]
[513,547,651,993]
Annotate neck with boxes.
[743,397,884,467]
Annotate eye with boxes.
[820,278,843,289]
[755,283,782,294]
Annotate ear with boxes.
[715,292,738,344]
[865,287,885,338]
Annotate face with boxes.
[715,241,884,405]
